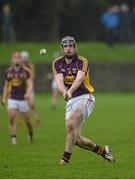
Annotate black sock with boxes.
[93,144,106,157]
[62,151,72,163]
[11,135,16,138]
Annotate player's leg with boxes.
[7,99,19,144]
[7,108,18,144]
[75,126,113,161]
[74,96,116,162]
[75,125,96,150]
[19,100,33,142]
[60,111,83,165]
[21,111,33,143]
[28,92,40,127]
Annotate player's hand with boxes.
[66,90,72,100]
[1,97,6,107]
[63,90,68,101]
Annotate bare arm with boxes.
[69,70,85,93]
[54,73,67,94]
[1,80,9,105]
[24,78,33,100]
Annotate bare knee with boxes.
[67,121,75,133]
[9,116,16,126]
[8,113,17,125]
[75,136,82,145]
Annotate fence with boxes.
[0,63,135,93]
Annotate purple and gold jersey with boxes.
[53,54,94,98]
[5,66,30,100]
[23,62,35,80]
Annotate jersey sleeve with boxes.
[52,60,62,75]
[25,69,30,79]
[78,58,88,72]
[5,70,11,81]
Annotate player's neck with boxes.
[65,58,72,64]
[65,55,75,64]
[13,64,21,71]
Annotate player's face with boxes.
[62,44,76,56]
[12,57,21,66]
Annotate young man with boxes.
[53,36,115,165]
[2,52,33,144]
[20,51,40,127]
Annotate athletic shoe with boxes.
[104,145,116,162]
[59,159,68,165]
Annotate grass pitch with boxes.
[0,93,135,178]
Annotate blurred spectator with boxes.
[119,3,133,44]
[0,4,16,43]
[50,51,60,110]
[101,5,120,47]
[132,7,135,40]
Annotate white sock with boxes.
[11,137,17,145]
[27,134,33,143]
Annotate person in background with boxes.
[49,51,60,110]
[21,51,40,127]
[2,52,33,144]
[101,5,120,47]
[119,3,133,44]
[1,3,16,43]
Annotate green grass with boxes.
[0,93,135,178]
[1,42,135,64]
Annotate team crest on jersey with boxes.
[64,75,75,85]
[11,78,23,86]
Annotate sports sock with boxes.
[62,151,72,163]
[28,133,33,143]
[93,144,106,157]
[11,135,17,144]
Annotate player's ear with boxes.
[60,45,64,53]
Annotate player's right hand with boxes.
[63,90,68,101]
[1,98,6,107]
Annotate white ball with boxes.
[40,48,47,55]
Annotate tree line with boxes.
[0,0,135,41]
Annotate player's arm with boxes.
[68,70,85,94]
[24,78,33,100]
[1,80,9,106]
[31,64,35,80]
[54,73,67,94]
[23,65,34,80]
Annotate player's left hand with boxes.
[66,90,72,100]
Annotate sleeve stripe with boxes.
[52,56,63,75]
[78,55,88,72]
[52,63,57,75]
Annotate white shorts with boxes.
[7,99,30,112]
[51,79,58,90]
[65,94,95,121]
